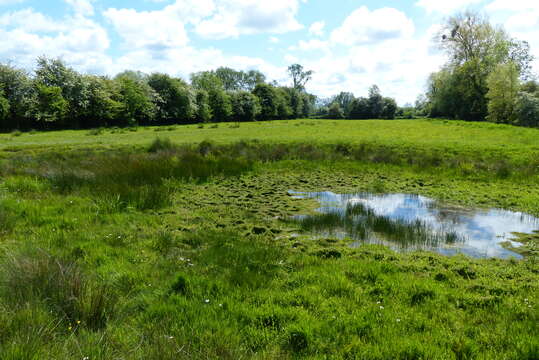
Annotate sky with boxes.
[0,0,538,105]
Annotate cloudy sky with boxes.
[1,0,538,104]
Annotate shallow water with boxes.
[290,191,539,259]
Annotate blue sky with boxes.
[1,0,538,104]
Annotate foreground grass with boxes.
[0,122,538,359]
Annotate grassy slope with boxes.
[0,119,538,359]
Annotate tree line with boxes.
[317,85,398,120]
[0,60,322,131]
[418,11,539,127]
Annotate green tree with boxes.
[114,76,155,126]
[514,92,539,127]
[381,97,398,119]
[0,89,9,126]
[230,91,260,122]
[349,97,370,119]
[328,102,344,119]
[83,76,122,128]
[0,64,34,130]
[486,62,520,124]
[275,87,293,119]
[332,92,355,117]
[195,90,212,123]
[190,72,223,92]
[367,85,384,118]
[253,83,279,120]
[35,57,89,127]
[208,88,232,122]
[147,73,195,124]
[34,84,68,126]
[287,64,313,91]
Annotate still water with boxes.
[290,191,539,259]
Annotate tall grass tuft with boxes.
[147,137,176,153]
[0,249,115,330]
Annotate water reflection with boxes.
[289,191,539,259]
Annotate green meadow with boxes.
[0,119,538,359]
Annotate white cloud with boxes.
[104,7,189,50]
[0,8,66,32]
[415,0,485,14]
[269,36,279,43]
[65,0,94,16]
[195,0,303,39]
[293,39,329,52]
[486,0,537,11]
[485,0,539,73]
[0,7,110,73]
[309,21,325,37]
[331,7,415,46]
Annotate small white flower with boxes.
[379,306,384,310]
[219,303,223,307]
[376,301,381,304]
[204,299,210,303]
[396,318,401,322]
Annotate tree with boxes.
[34,84,68,126]
[190,71,223,92]
[114,76,155,126]
[514,92,539,127]
[428,11,535,122]
[349,97,370,119]
[381,97,398,119]
[253,83,278,120]
[82,76,122,128]
[243,70,266,91]
[367,85,384,118]
[35,57,89,127]
[332,92,355,117]
[0,89,9,127]
[208,88,232,122]
[287,64,313,91]
[230,91,260,122]
[328,102,344,119]
[486,62,520,124]
[0,64,35,129]
[195,90,212,123]
[147,73,195,124]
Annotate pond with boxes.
[289,191,539,259]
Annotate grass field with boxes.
[0,119,538,359]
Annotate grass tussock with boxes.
[0,249,115,331]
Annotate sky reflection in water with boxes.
[291,192,539,259]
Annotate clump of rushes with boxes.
[0,249,115,330]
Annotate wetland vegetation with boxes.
[0,119,538,359]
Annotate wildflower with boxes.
[219,303,223,307]
[396,318,401,322]
[76,320,81,325]
[379,306,384,310]
[204,299,210,303]
[68,326,72,331]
